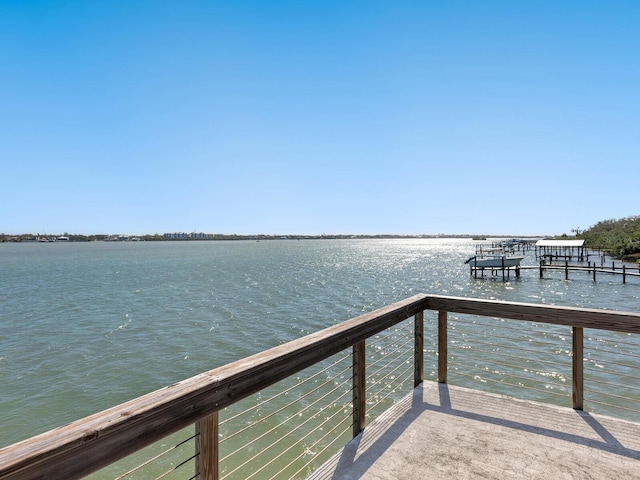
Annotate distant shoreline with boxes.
[1,233,545,243]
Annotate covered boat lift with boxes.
[535,239,586,262]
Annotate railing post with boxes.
[438,310,448,383]
[414,311,424,387]
[353,340,366,438]
[572,327,584,410]
[195,412,219,480]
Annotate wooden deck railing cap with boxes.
[422,294,640,334]
[0,294,428,480]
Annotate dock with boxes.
[309,382,640,479]
[516,261,640,283]
[466,238,640,283]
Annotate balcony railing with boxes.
[1,294,639,480]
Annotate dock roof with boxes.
[536,239,585,247]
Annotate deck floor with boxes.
[308,382,640,479]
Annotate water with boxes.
[2,238,640,452]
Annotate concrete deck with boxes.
[308,382,640,479]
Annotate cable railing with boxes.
[446,315,573,404]
[366,321,414,423]
[583,331,640,419]
[83,429,198,480]
[2,294,640,480]
[217,353,354,480]
[424,295,640,418]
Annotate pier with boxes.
[531,239,640,283]
[467,261,522,280]
[473,262,640,284]
[1,295,639,479]
[468,238,640,283]
[534,260,640,283]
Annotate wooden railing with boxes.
[424,295,640,411]
[1,294,639,480]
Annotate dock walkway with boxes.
[309,382,640,479]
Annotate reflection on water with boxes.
[1,239,639,454]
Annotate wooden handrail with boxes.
[423,294,640,334]
[0,294,428,480]
[2,293,639,479]
[424,295,640,410]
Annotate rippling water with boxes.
[1,238,639,450]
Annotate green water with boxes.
[2,239,639,477]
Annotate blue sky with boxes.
[1,1,638,236]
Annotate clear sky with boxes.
[1,1,638,236]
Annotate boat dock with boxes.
[309,382,640,479]
[465,240,524,280]
[533,261,640,283]
[467,238,640,283]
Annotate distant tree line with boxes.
[1,232,499,243]
[0,233,167,242]
[567,215,640,261]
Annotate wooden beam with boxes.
[423,295,640,334]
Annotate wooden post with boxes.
[593,263,596,282]
[572,327,584,410]
[353,340,366,437]
[623,264,626,284]
[539,259,544,279]
[414,311,424,387]
[438,310,448,383]
[195,412,219,480]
